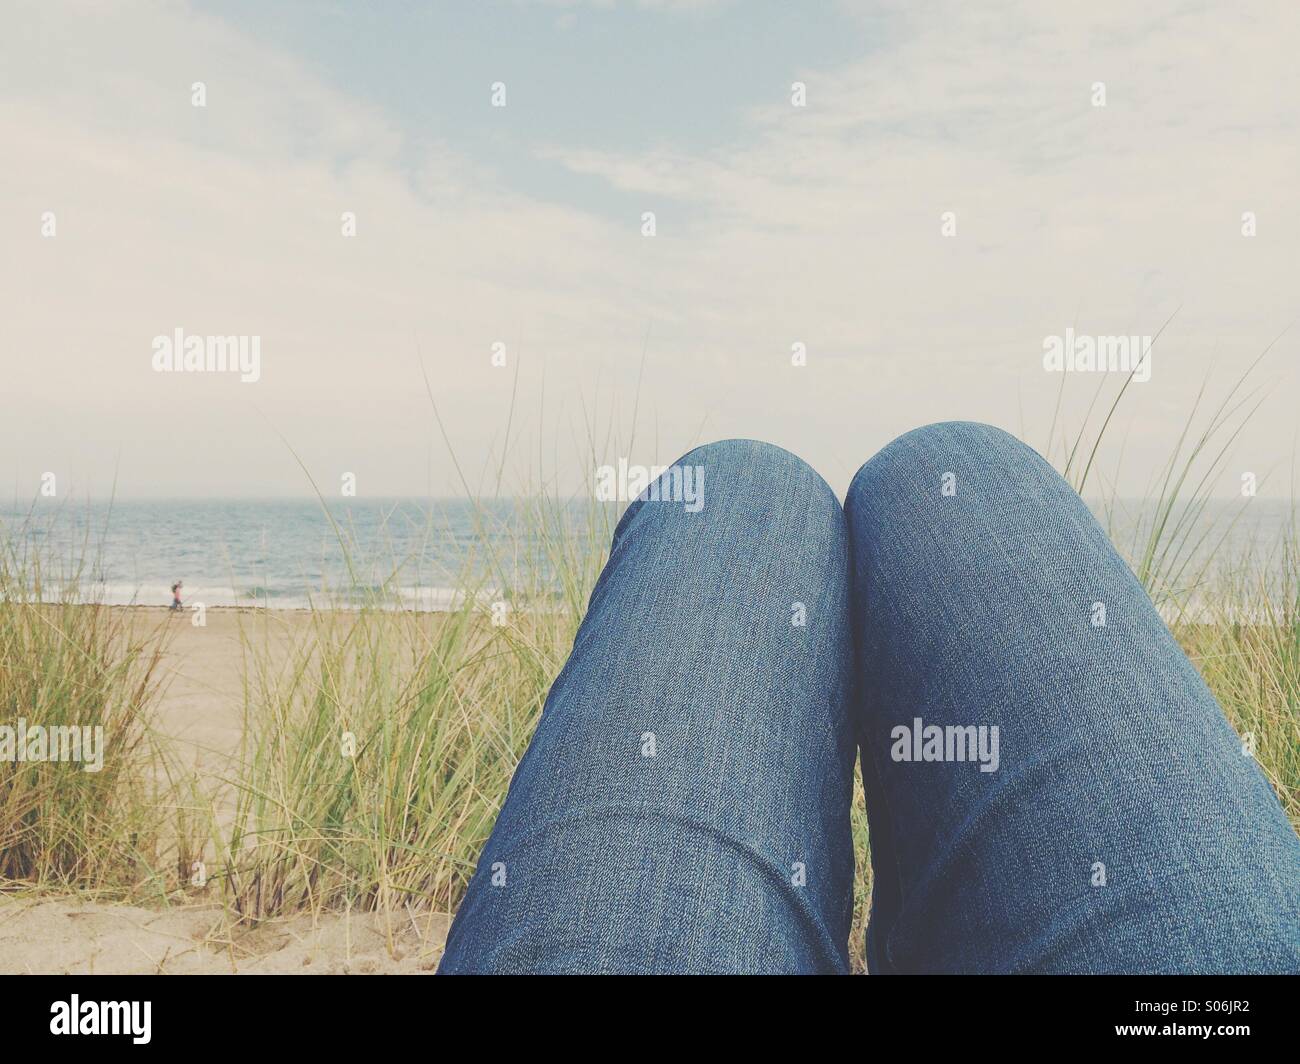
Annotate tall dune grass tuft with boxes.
[214,497,609,924]
[0,509,175,897]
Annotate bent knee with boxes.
[609,438,841,549]
[847,421,1050,510]
[667,438,840,511]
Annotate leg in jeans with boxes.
[846,421,1300,973]
[439,439,857,973]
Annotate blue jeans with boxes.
[439,423,1300,973]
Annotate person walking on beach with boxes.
[170,581,183,612]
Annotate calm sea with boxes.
[0,497,1292,611]
[0,498,583,611]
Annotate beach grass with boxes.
[0,511,176,898]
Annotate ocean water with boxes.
[0,498,597,611]
[0,496,1293,612]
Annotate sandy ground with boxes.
[0,897,450,974]
[145,605,295,776]
[1,607,451,975]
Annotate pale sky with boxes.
[3,0,1299,499]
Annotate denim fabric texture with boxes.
[440,425,1300,974]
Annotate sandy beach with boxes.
[0,607,453,974]
[0,897,450,975]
